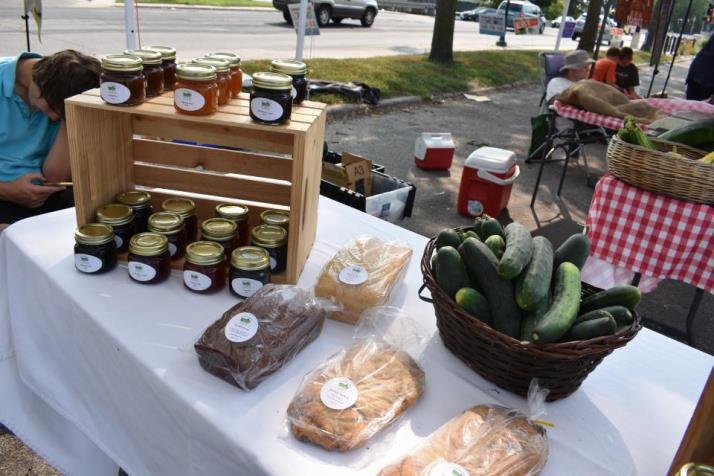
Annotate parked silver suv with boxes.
[274,0,379,27]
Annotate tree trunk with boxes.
[429,0,458,64]
[577,0,604,52]
[641,0,662,51]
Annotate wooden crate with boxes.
[65,89,327,284]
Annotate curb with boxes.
[114,2,272,11]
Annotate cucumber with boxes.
[435,246,471,298]
[430,253,438,276]
[531,262,581,344]
[553,233,591,271]
[461,230,481,243]
[435,229,462,250]
[564,315,616,341]
[515,236,554,311]
[484,235,506,260]
[459,238,521,338]
[473,215,504,240]
[497,222,534,280]
[455,287,492,325]
[580,285,641,313]
[520,293,549,342]
[582,305,634,326]
[658,118,714,147]
[574,309,613,325]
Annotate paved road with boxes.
[0,1,585,59]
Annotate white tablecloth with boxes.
[1,199,712,476]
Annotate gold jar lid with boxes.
[162,198,196,218]
[129,232,168,257]
[270,59,307,76]
[252,72,292,91]
[231,246,270,270]
[175,63,217,81]
[124,48,163,65]
[96,203,133,226]
[251,224,287,248]
[148,211,185,234]
[259,210,289,228]
[145,45,176,60]
[201,218,237,241]
[116,190,152,209]
[75,223,115,246]
[192,57,230,73]
[206,52,241,67]
[186,241,225,266]
[101,54,143,73]
[216,203,249,222]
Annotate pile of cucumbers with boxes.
[430,216,641,344]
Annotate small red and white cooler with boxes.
[414,132,456,170]
[457,147,519,217]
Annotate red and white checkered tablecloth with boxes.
[584,175,714,294]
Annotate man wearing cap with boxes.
[545,50,595,103]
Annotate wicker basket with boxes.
[607,135,713,205]
[419,236,642,401]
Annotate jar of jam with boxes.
[251,224,288,274]
[200,218,238,259]
[229,246,270,298]
[146,45,176,91]
[100,54,145,106]
[96,203,135,252]
[161,198,197,241]
[259,209,290,232]
[183,241,227,294]
[270,59,308,104]
[124,48,164,97]
[74,223,117,274]
[193,57,231,106]
[215,203,250,246]
[116,190,153,233]
[127,233,171,284]
[148,211,186,260]
[173,63,218,115]
[207,52,242,98]
[249,72,292,125]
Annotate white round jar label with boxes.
[75,254,103,273]
[128,261,157,282]
[320,378,359,410]
[231,278,263,298]
[269,256,277,271]
[291,86,297,99]
[225,312,259,342]
[250,97,284,122]
[100,82,131,104]
[429,462,470,476]
[338,265,369,285]
[174,88,206,112]
[183,270,212,291]
[114,235,123,249]
[168,242,178,257]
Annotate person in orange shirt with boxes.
[592,47,620,87]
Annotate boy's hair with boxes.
[606,47,621,58]
[620,47,634,60]
[32,49,101,119]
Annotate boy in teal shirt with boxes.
[0,50,100,228]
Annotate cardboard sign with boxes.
[514,16,539,34]
[562,19,576,37]
[322,152,372,195]
[615,0,654,27]
[288,2,320,36]
[479,13,505,36]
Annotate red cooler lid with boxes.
[465,147,517,173]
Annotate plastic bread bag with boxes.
[195,284,336,391]
[314,235,413,325]
[379,380,550,476]
[286,307,427,452]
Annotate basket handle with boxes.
[418,283,434,303]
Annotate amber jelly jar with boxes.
[251,224,288,274]
[200,218,238,260]
[148,211,186,260]
[249,72,292,125]
[146,45,177,91]
[229,246,270,298]
[215,203,250,246]
[127,233,171,284]
[100,54,145,106]
[270,59,308,104]
[74,223,117,274]
[174,63,218,115]
[193,57,231,105]
[183,241,227,294]
[207,52,242,98]
[162,198,198,242]
[96,203,135,252]
[116,190,153,233]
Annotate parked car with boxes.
[495,0,545,34]
[571,14,613,43]
[274,0,379,27]
[461,6,496,21]
[551,15,574,28]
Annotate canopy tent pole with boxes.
[554,0,572,51]
[295,0,309,61]
[21,13,31,51]
[661,0,695,94]
[124,0,137,50]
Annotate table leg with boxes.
[685,288,704,346]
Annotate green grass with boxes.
[116,0,270,7]
[244,50,544,104]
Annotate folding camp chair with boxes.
[537,52,565,108]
